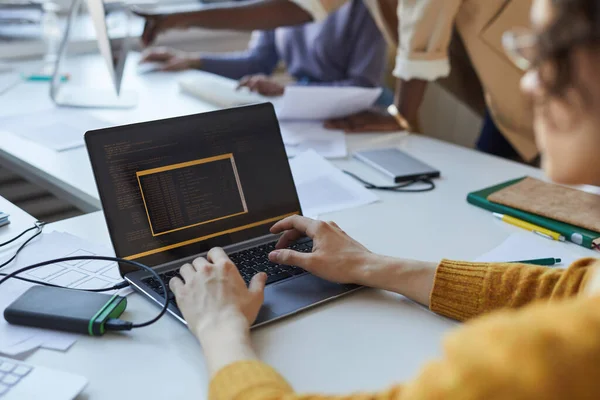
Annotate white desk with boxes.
[2,139,597,399]
[1,53,597,399]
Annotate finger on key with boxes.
[270,215,316,236]
[207,247,230,265]
[275,229,304,249]
[269,249,311,268]
[179,263,196,281]
[169,276,184,295]
[192,257,210,271]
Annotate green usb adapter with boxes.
[4,286,128,336]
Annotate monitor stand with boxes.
[50,0,137,109]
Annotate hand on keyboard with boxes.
[142,239,313,311]
[169,247,268,337]
[227,240,311,285]
[270,216,373,284]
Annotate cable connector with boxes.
[105,318,133,331]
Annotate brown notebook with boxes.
[488,177,600,233]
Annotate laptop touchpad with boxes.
[255,274,358,325]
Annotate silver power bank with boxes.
[353,148,440,183]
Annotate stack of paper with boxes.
[0,231,128,356]
[280,122,347,159]
[0,213,9,228]
[289,150,379,218]
[275,86,382,121]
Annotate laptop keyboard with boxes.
[0,357,33,397]
[141,239,313,308]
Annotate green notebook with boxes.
[467,177,600,250]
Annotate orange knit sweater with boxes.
[209,258,600,400]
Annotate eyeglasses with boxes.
[502,28,538,71]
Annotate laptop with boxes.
[85,103,360,327]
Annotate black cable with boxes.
[343,170,436,193]
[0,272,129,291]
[0,221,45,270]
[0,222,129,291]
[0,221,44,248]
[0,256,168,330]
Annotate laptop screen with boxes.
[85,104,301,273]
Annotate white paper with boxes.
[0,232,122,288]
[475,232,584,267]
[0,231,124,356]
[274,86,382,121]
[178,72,381,120]
[289,150,379,217]
[0,109,111,151]
[37,330,78,352]
[285,140,347,159]
[1,337,44,357]
[281,122,347,159]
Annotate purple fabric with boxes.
[198,0,387,88]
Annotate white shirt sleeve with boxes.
[393,0,462,81]
[392,54,451,81]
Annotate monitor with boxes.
[50,0,136,108]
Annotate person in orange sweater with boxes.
[168,0,600,398]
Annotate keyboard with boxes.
[142,239,313,307]
[0,356,87,400]
[0,358,32,397]
[178,72,268,108]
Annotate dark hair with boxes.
[536,0,600,97]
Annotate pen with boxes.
[510,258,562,266]
[22,73,70,82]
[493,213,565,242]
